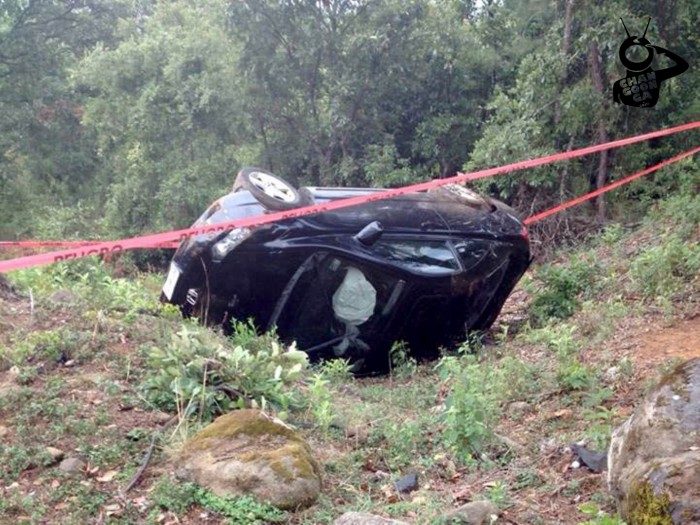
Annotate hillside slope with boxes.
[0,191,698,524]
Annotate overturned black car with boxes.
[161,168,530,371]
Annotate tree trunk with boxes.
[562,0,574,57]
[588,41,608,222]
[554,0,575,127]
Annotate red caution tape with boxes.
[0,240,179,249]
[524,145,700,225]
[1,120,699,273]
[0,240,98,248]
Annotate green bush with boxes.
[9,260,160,319]
[305,373,334,434]
[528,257,599,325]
[435,355,502,464]
[141,320,308,420]
[2,328,94,381]
[630,235,700,298]
[578,502,627,525]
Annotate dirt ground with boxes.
[1,277,699,524]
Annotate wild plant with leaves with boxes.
[142,320,308,421]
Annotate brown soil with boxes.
[627,316,700,364]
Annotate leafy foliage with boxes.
[631,236,700,298]
[149,477,286,524]
[141,321,308,420]
[435,355,502,464]
[528,257,599,325]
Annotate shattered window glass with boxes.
[372,240,459,273]
[452,239,491,271]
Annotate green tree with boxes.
[0,1,133,238]
[77,0,249,235]
[228,0,498,187]
[468,0,699,223]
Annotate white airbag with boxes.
[332,267,376,325]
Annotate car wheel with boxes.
[233,167,306,211]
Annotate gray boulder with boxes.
[176,409,321,510]
[608,357,700,524]
[333,512,409,525]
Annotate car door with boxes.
[268,251,406,368]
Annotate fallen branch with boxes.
[119,415,177,496]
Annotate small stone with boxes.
[153,411,173,425]
[393,471,419,493]
[507,401,530,419]
[603,366,620,383]
[332,512,410,525]
[539,438,558,455]
[58,457,85,474]
[571,444,607,472]
[0,425,8,438]
[346,423,369,444]
[45,447,65,463]
[372,470,390,481]
[48,289,79,305]
[571,460,581,469]
[441,500,500,524]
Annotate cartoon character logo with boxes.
[612,18,688,108]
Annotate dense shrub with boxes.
[631,235,700,298]
[141,321,308,420]
[528,257,599,325]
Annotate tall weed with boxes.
[141,321,308,421]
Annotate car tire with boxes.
[233,167,307,211]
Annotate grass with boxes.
[0,191,697,524]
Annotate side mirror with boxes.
[354,221,384,246]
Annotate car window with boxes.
[372,240,459,273]
[192,201,222,226]
[451,239,491,271]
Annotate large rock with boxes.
[608,358,700,524]
[176,409,321,510]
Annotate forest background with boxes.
[0,0,698,247]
